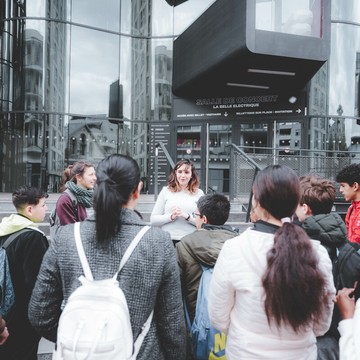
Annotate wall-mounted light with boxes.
[226,82,269,90]
[247,68,296,76]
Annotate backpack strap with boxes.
[2,228,34,249]
[64,189,78,221]
[74,222,150,281]
[183,263,212,331]
[183,298,192,331]
[132,309,154,359]
[115,225,150,278]
[74,222,94,280]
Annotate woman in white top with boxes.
[150,159,204,246]
[208,164,335,360]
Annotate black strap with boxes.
[2,228,33,249]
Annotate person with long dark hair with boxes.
[150,159,204,246]
[29,154,186,359]
[208,165,335,359]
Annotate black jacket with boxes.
[301,212,347,262]
[302,212,349,340]
[0,226,48,360]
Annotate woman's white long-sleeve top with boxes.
[208,225,336,360]
[150,187,204,240]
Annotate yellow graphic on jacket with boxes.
[209,332,227,359]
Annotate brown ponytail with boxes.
[253,165,329,332]
[262,222,328,332]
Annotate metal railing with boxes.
[228,144,262,221]
[229,145,357,221]
[153,142,355,219]
[154,142,175,200]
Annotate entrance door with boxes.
[175,123,232,194]
[206,124,232,193]
[175,119,304,195]
[175,123,203,184]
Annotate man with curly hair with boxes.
[336,164,360,244]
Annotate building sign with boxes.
[173,92,306,120]
[148,123,171,193]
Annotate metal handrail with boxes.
[228,144,263,171]
[228,144,263,222]
[155,142,175,168]
[154,142,175,200]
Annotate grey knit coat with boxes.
[28,209,186,360]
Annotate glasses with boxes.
[192,212,202,217]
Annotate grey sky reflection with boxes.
[329,0,360,144]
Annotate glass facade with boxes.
[255,0,323,37]
[0,0,359,193]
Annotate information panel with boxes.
[173,92,306,120]
[148,123,171,194]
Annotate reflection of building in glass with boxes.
[154,45,172,121]
[328,105,347,153]
[243,124,267,150]
[67,116,130,166]
[349,53,360,156]
[43,0,67,191]
[276,122,301,153]
[131,0,152,184]
[356,52,360,118]
[255,0,322,37]
[0,1,26,191]
[23,29,43,188]
[308,63,329,151]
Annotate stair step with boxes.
[0,193,250,238]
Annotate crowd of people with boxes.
[0,157,360,360]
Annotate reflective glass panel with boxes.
[68,26,120,115]
[255,0,323,37]
[332,0,360,23]
[71,0,120,32]
[328,23,360,149]
[152,0,174,36]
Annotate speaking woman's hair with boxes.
[253,165,328,332]
[168,159,200,193]
[93,154,140,242]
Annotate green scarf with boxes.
[65,181,94,208]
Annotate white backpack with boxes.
[53,223,153,360]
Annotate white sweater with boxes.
[208,227,335,360]
[338,299,360,360]
[150,187,204,240]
